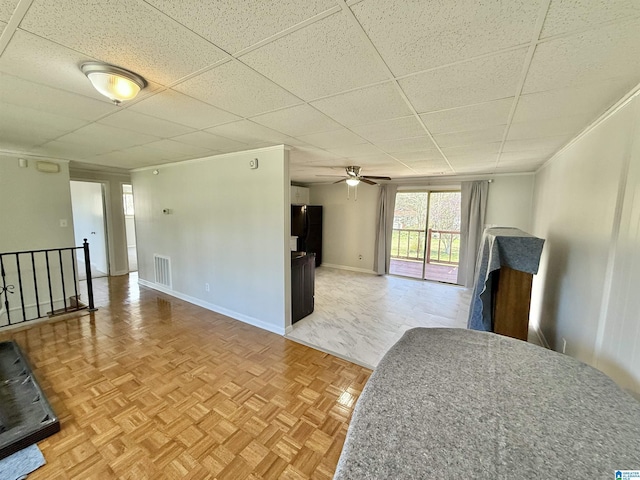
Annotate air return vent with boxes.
[154,254,172,288]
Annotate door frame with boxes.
[393,186,462,283]
[70,179,112,276]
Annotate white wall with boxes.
[131,146,290,334]
[485,175,534,232]
[530,93,640,394]
[70,168,131,275]
[1,156,75,251]
[309,183,379,273]
[0,156,76,323]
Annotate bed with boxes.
[334,328,640,479]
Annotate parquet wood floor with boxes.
[0,275,371,479]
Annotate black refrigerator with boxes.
[291,205,322,267]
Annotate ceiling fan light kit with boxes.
[81,62,147,105]
[346,178,360,186]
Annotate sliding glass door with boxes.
[389,190,461,283]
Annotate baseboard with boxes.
[137,279,286,336]
[111,269,130,277]
[533,324,551,350]
[320,263,377,275]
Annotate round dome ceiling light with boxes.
[81,62,147,105]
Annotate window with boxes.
[122,184,135,216]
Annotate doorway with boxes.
[70,181,109,278]
[122,184,137,272]
[389,190,461,283]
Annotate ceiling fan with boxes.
[320,166,391,186]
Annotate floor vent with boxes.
[154,255,172,288]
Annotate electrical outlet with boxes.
[205,283,210,292]
[249,158,258,169]
[562,338,567,354]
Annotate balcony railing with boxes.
[0,240,96,328]
[391,228,461,265]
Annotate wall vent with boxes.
[154,254,172,288]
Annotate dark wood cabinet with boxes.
[292,253,315,323]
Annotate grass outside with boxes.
[391,230,460,264]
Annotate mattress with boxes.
[334,328,640,479]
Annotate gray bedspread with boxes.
[334,328,640,479]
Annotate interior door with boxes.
[70,181,109,278]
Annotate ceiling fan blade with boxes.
[362,175,391,180]
[360,178,377,185]
[333,178,347,184]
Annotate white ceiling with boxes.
[1,0,639,183]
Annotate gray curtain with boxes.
[373,184,398,275]
[457,181,489,287]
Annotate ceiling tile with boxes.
[420,98,514,135]
[0,73,116,120]
[100,144,174,165]
[514,79,635,123]
[541,0,640,38]
[399,49,527,113]
[298,128,367,149]
[173,61,301,117]
[310,82,413,127]
[81,150,154,170]
[205,120,296,145]
[55,123,161,151]
[0,102,88,149]
[451,163,496,174]
[499,151,550,163]
[327,143,390,161]
[326,143,382,158]
[351,116,425,142]
[170,131,247,152]
[0,0,17,21]
[502,135,571,154]
[97,109,195,138]
[352,0,541,76]
[507,114,592,141]
[523,18,640,94]
[144,0,337,54]
[442,142,502,158]
[446,151,499,166]
[0,30,163,103]
[389,150,445,162]
[0,30,102,99]
[335,153,396,165]
[375,136,439,154]
[129,89,241,129]
[250,104,342,137]
[290,146,344,164]
[19,0,227,85]
[240,11,389,100]
[495,157,545,172]
[33,140,117,158]
[434,125,506,148]
[141,139,213,159]
[403,158,453,175]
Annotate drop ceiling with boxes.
[1,0,639,183]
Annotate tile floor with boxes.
[287,267,471,369]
